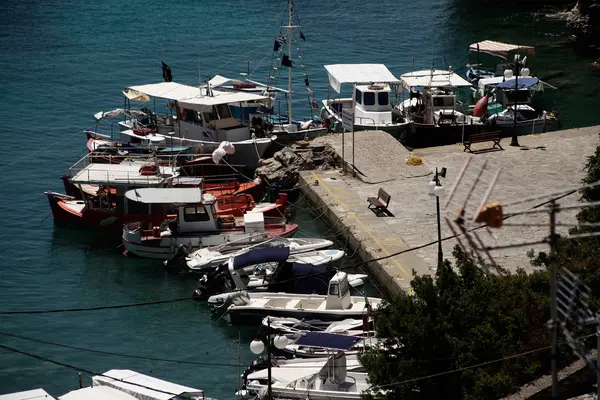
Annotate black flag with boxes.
[273,40,281,52]
[299,31,306,41]
[161,61,172,82]
[281,55,293,68]
[273,34,286,52]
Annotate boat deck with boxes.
[70,161,178,185]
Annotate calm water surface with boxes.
[1,0,599,398]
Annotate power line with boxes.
[375,332,597,389]
[0,331,241,367]
[0,297,193,315]
[0,344,203,399]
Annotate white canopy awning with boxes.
[0,389,56,400]
[178,90,270,110]
[125,188,204,204]
[324,64,400,94]
[59,386,138,400]
[92,370,204,400]
[126,82,202,101]
[400,69,472,89]
[469,40,536,60]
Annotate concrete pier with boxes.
[298,126,600,297]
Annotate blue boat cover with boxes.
[295,332,362,350]
[233,247,290,269]
[496,77,540,90]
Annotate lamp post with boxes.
[249,318,289,400]
[428,167,446,268]
[507,54,523,147]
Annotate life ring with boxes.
[283,207,296,222]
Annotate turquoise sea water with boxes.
[1,0,599,398]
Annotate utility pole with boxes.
[549,200,559,398]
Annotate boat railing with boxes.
[355,116,378,129]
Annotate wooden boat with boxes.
[208,272,382,325]
[122,188,298,259]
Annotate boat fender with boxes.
[283,207,296,222]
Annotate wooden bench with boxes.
[367,188,391,215]
[463,131,503,153]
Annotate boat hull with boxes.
[122,224,299,259]
[228,307,368,325]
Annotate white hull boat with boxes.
[282,331,380,358]
[263,316,371,335]
[208,272,382,325]
[487,105,559,135]
[185,237,334,271]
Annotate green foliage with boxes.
[361,247,551,400]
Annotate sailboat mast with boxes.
[287,0,293,123]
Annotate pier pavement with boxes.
[299,126,600,296]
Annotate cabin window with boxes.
[363,92,375,106]
[185,109,203,124]
[378,92,389,106]
[339,279,349,296]
[183,206,210,222]
[433,97,455,107]
[355,89,362,105]
[329,283,339,295]
[215,104,232,119]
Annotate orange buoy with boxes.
[473,95,489,117]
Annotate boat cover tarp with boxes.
[295,332,362,350]
[125,188,204,204]
[469,40,536,59]
[400,69,472,89]
[324,64,400,93]
[59,386,138,400]
[126,82,202,101]
[270,262,331,294]
[495,77,540,90]
[94,109,147,121]
[92,369,203,400]
[0,389,56,400]
[233,246,290,269]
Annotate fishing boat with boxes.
[466,40,536,85]
[93,82,276,169]
[122,188,298,259]
[45,155,276,232]
[486,104,559,134]
[320,64,410,137]
[239,351,372,399]
[398,68,483,147]
[184,236,334,271]
[208,271,382,325]
[194,246,366,299]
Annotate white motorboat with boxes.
[282,331,380,358]
[487,104,558,134]
[122,188,298,259]
[320,64,410,136]
[262,316,371,336]
[185,236,334,271]
[194,247,366,299]
[239,351,373,400]
[208,271,382,325]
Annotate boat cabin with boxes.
[326,272,352,310]
[119,82,271,147]
[124,187,266,234]
[323,64,403,129]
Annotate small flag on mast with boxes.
[273,34,287,51]
[281,55,293,68]
[299,31,306,41]
[161,61,172,82]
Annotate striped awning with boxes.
[469,40,536,59]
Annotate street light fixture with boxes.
[506,53,525,147]
[249,318,289,400]
[429,167,447,268]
